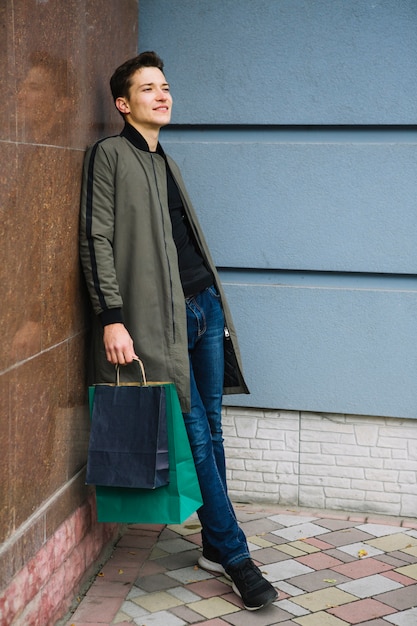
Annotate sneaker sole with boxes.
[198,555,231,579]
[232,582,278,611]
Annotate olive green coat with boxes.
[79,132,249,412]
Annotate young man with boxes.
[79,51,278,610]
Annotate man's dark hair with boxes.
[110,51,164,101]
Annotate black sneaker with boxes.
[226,558,278,611]
[198,547,231,579]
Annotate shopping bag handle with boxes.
[115,357,148,386]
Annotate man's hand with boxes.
[103,323,138,365]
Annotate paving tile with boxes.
[126,586,146,599]
[276,598,310,616]
[260,558,313,582]
[117,532,159,549]
[394,564,417,581]
[85,579,134,598]
[155,537,200,554]
[112,615,132,625]
[356,524,407,538]
[336,542,384,559]
[291,540,321,554]
[400,545,417,558]
[171,603,210,623]
[253,546,297,564]
[132,590,184,612]
[157,547,201,570]
[384,607,417,625]
[337,574,402,598]
[222,602,293,625]
[69,596,123,622]
[168,518,201,535]
[272,523,331,542]
[276,580,307,596]
[375,554,412,568]
[324,548,357,563]
[193,618,231,626]
[294,611,349,625]
[275,543,308,557]
[328,598,397,623]
[64,505,417,626]
[269,514,319,526]
[109,546,150,567]
[159,527,182,540]
[136,559,168,576]
[186,578,232,598]
[354,620,393,626]
[374,584,417,610]
[291,587,357,611]
[296,551,344,570]
[247,535,276,548]
[381,570,417,586]
[288,568,352,592]
[365,533,417,553]
[166,585,202,603]
[269,546,302,562]
[119,598,149,618]
[166,565,215,584]
[239,517,286,536]
[134,572,181,592]
[389,550,417,564]
[188,597,241,618]
[127,610,186,625]
[305,537,337,550]
[332,556,393,579]
[319,529,374,548]
[98,563,141,583]
[313,519,359,532]
[150,545,170,560]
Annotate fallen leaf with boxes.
[118,569,124,574]
[358,549,368,558]
[323,578,337,583]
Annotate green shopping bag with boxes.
[90,382,203,524]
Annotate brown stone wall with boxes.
[0,0,138,617]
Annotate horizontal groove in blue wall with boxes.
[162,125,417,143]
[217,268,417,291]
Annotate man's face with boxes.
[118,66,172,132]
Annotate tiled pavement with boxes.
[65,504,417,626]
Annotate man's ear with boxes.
[115,97,130,115]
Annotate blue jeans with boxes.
[183,286,250,569]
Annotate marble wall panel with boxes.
[10,345,68,529]
[0,373,12,543]
[0,143,18,372]
[0,0,17,142]
[1,0,139,589]
[40,148,85,349]
[66,334,91,479]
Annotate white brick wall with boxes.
[223,407,417,518]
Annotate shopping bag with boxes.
[86,359,169,489]
[94,382,203,524]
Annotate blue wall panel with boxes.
[220,275,417,419]
[140,1,417,418]
[140,0,417,125]
[162,130,417,274]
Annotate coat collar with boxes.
[120,122,166,158]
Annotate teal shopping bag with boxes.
[90,382,203,524]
